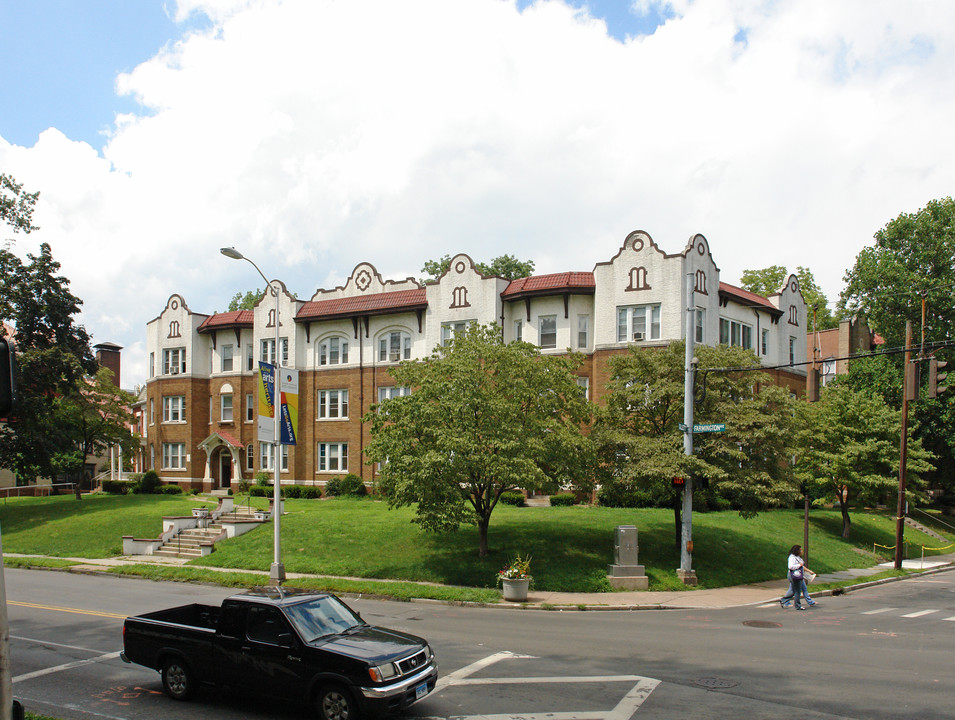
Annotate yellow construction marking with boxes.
[9,600,126,619]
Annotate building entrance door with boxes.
[220,452,232,488]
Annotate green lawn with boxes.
[2,493,951,592]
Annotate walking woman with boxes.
[779,544,816,610]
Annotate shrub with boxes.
[160,484,183,494]
[250,485,273,498]
[499,491,526,506]
[299,486,322,499]
[102,479,132,495]
[255,471,271,486]
[597,481,659,508]
[140,470,161,494]
[549,493,576,507]
[237,478,251,494]
[325,474,367,497]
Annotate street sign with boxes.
[693,423,725,433]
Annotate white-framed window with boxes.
[260,338,289,366]
[514,319,523,343]
[577,315,589,349]
[789,336,797,365]
[319,337,349,366]
[149,398,155,425]
[441,320,472,346]
[318,442,348,472]
[246,393,254,422]
[822,357,836,386]
[246,443,254,471]
[539,315,557,349]
[318,389,349,419]
[378,386,411,403]
[150,444,155,470]
[220,393,233,422]
[378,331,411,362]
[695,308,705,344]
[246,344,254,371]
[719,318,753,349]
[260,442,289,471]
[149,352,155,377]
[162,396,185,423]
[761,328,769,356]
[617,304,661,342]
[162,442,186,470]
[577,376,590,400]
[221,344,233,372]
[162,347,186,375]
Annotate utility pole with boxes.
[679,270,698,586]
[1,523,13,720]
[895,320,912,570]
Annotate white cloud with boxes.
[2,0,954,388]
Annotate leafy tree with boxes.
[792,383,933,538]
[839,197,955,498]
[740,265,836,330]
[1,172,39,239]
[227,289,263,311]
[0,175,118,492]
[591,342,797,551]
[364,323,594,557]
[840,197,955,349]
[420,254,535,284]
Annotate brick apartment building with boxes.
[144,230,808,491]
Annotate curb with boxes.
[5,557,954,612]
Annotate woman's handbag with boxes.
[791,566,804,581]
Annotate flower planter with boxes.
[501,578,530,602]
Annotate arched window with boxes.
[451,286,470,308]
[168,320,181,338]
[627,267,650,291]
[378,331,411,362]
[318,337,349,366]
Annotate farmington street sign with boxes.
[679,423,727,433]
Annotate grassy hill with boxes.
[1,493,952,593]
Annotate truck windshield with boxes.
[284,596,364,641]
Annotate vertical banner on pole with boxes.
[258,361,276,442]
[279,368,298,445]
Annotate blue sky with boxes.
[1,0,953,388]
[0,1,210,148]
[1,1,664,151]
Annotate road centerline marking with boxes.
[9,600,126,619]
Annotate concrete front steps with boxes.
[123,499,273,559]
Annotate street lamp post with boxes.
[220,247,285,584]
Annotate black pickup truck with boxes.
[121,588,437,719]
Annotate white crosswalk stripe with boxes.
[943,616,955,622]
[901,609,940,618]
[861,607,898,615]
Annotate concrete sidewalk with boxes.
[7,552,954,610]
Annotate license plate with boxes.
[415,682,429,700]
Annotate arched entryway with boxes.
[199,431,244,491]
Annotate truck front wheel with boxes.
[316,683,357,720]
[161,658,194,700]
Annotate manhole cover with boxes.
[743,620,782,628]
[695,677,739,689]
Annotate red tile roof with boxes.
[502,272,596,298]
[718,282,780,313]
[215,429,243,448]
[197,310,254,333]
[297,288,428,321]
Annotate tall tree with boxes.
[740,265,837,331]
[0,175,110,489]
[420,254,535,284]
[365,323,594,557]
[839,197,955,497]
[227,289,263,311]
[591,342,797,550]
[792,382,933,538]
[840,197,955,349]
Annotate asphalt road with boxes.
[4,567,955,719]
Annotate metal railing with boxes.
[1,482,76,501]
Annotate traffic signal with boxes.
[928,356,949,398]
[0,337,17,417]
[806,368,820,402]
[905,358,920,401]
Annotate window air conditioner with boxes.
[632,332,645,342]
[390,351,401,362]
[169,367,179,375]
